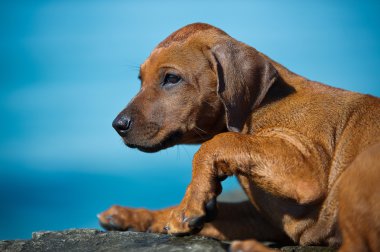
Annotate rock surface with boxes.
[0,229,227,252]
[0,229,336,252]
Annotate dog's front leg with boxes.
[165,143,226,235]
[166,131,326,236]
[98,205,175,233]
[165,133,247,235]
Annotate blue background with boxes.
[1,0,379,240]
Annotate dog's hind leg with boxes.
[199,201,289,242]
[338,143,380,252]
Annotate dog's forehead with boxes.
[140,46,186,77]
[156,23,223,49]
[140,23,227,79]
[140,44,198,76]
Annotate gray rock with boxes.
[0,229,336,252]
[280,246,336,252]
[0,229,228,252]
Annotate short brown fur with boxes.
[99,23,380,252]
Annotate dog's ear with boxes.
[211,39,278,132]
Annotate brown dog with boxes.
[98,23,380,251]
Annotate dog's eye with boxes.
[162,74,181,86]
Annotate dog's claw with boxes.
[104,215,118,227]
[188,216,205,231]
[205,197,218,222]
[187,197,217,231]
[167,197,218,235]
[98,214,122,231]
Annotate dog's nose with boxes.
[112,115,132,136]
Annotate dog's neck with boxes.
[259,53,309,90]
[237,54,315,135]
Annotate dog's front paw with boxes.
[166,195,218,236]
[98,205,155,232]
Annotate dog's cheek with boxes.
[161,88,198,126]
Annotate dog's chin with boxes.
[125,130,183,153]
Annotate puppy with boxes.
[99,23,380,252]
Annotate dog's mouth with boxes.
[125,130,183,153]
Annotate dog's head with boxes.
[113,23,278,152]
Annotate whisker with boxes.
[193,128,208,142]
[194,125,208,134]
[180,145,192,161]
[202,100,217,109]
[177,145,180,160]
[121,63,140,71]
